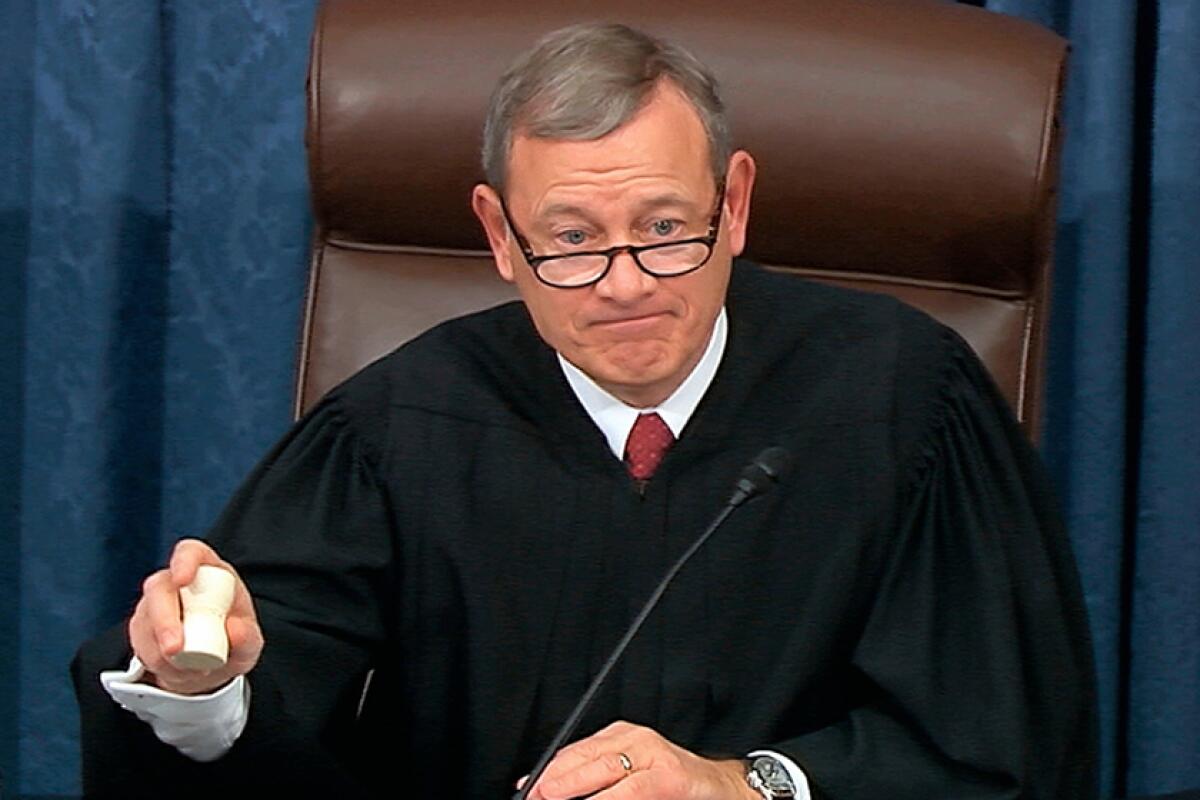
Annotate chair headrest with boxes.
[309,0,1066,293]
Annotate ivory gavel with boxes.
[171,565,236,672]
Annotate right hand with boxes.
[129,538,264,695]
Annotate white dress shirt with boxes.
[556,307,728,455]
[101,307,811,797]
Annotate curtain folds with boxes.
[984,0,1200,795]
[3,2,314,794]
[1,0,1196,796]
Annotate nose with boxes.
[594,248,656,303]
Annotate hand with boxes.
[520,721,758,800]
[128,538,263,695]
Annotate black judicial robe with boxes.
[73,261,1098,799]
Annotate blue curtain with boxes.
[1,1,315,795]
[976,0,1200,795]
[1,1,1196,796]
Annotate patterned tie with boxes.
[624,412,675,481]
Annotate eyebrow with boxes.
[535,193,701,226]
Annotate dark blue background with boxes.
[1,1,1196,796]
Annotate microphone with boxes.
[514,447,792,799]
[728,446,791,508]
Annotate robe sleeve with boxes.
[73,390,398,798]
[773,331,1099,799]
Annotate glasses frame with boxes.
[497,182,727,289]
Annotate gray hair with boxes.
[481,22,732,191]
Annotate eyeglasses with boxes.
[498,183,726,289]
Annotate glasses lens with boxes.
[536,255,610,287]
[639,242,711,275]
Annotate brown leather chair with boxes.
[298,0,1067,441]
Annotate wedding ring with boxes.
[617,752,633,773]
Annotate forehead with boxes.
[506,83,714,210]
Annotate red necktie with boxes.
[624,412,675,481]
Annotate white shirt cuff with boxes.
[100,656,250,762]
[749,749,813,800]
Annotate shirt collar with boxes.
[557,308,728,459]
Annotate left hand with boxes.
[519,721,758,800]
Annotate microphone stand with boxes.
[513,447,790,799]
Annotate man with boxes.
[75,22,1098,799]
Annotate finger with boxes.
[139,571,184,655]
[547,723,626,766]
[594,720,640,738]
[531,731,647,800]
[132,606,242,694]
[534,751,634,800]
[128,599,193,686]
[175,544,255,622]
[169,540,254,624]
[225,614,255,651]
[224,615,264,671]
[532,738,605,791]
[552,721,641,764]
[226,570,258,621]
[548,723,654,778]
[167,538,224,587]
[128,596,168,670]
[142,655,229,695]
[587,771,664,800]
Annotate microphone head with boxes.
[752,446,792,482]
[730,446,792,506]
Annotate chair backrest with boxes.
[298,0,1068,440]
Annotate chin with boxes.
[592,342,673,375]
[593,360,682,403]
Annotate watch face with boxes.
[751,756,796,794]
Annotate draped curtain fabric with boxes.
[1,2,315,795]
[973,0,1200,795]
[1,1,1195,796]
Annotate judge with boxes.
[75,22,1099,800]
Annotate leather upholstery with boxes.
[299,0,1068,440]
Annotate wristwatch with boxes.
[745,755,797,799]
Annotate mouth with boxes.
[590,311,672,334]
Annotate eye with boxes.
[650,219,680,238]
[557,229,589,247]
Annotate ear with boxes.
[722,150,757,257]
[471,183,517,283]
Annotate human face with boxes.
[473,82,756,408]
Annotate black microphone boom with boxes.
[513,446,792,799]
[728,446,792,507]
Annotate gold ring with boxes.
[617,752,633,773]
